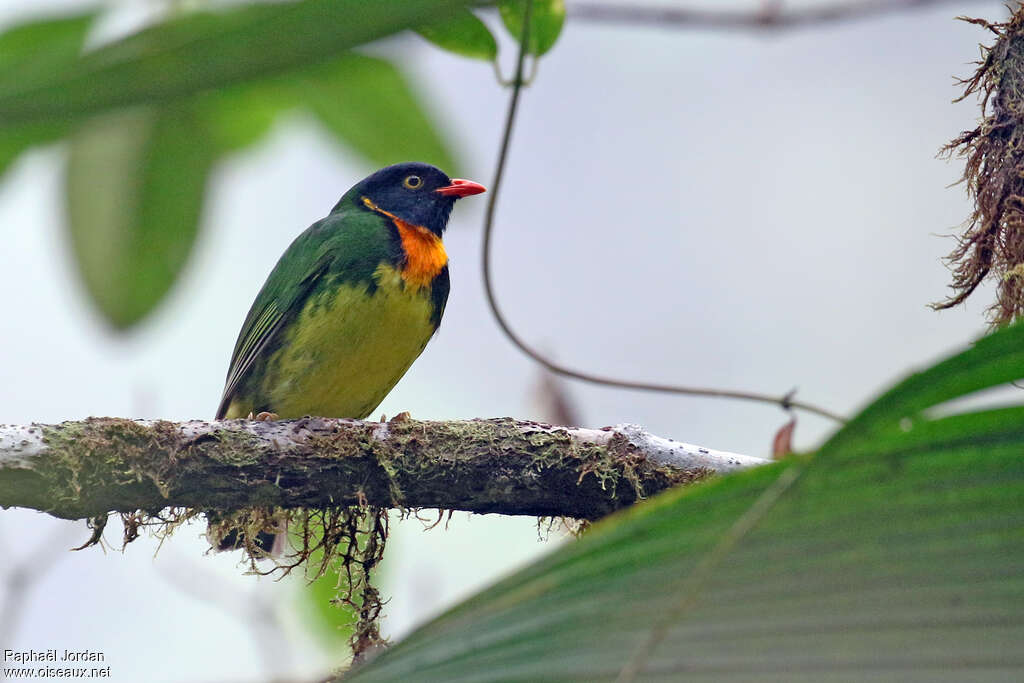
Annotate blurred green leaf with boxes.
[0,12,96,178]
[0,0,471,125]
[295,536,358,658]
[20,3,465,329]
[191,80,295,154]
[0,120,66,178]
[302,569,356,652]
[59,46,461,328]
[65,105,214,328]
[347,323,1024,682]
[498,0,565,57]
[0,12,94,86]
[820,324,1024,456]
[297,54,459,174]
[415,9,498,61]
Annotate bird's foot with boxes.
[389,411,412,423]
[254,411,280,422]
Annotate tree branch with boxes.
[568,0,978,32]
[0,417,766,522]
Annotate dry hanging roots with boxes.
[937,10,1024,325]
[205,504,391,660]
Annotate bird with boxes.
[211,161,485,551]
[216,161,485,422]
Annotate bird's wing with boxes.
[215,226,337,419]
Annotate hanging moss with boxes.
[938,10,1024,324]
[11,414,719,662]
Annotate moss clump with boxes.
[208,502,390,663]
[41,418,189,504]
[938,10,1024,324]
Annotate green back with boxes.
[215,203,400,419]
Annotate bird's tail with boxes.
[206,511,286,556]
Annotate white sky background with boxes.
[0,1,1006,681]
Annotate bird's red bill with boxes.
[435,178,486,197]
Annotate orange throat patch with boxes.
[362,197,447,289]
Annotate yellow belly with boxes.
[225,265,437,419]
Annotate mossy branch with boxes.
[0,416,765,521]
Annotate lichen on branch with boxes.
[0,415,763,661]
[0,416,761,524]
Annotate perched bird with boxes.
[211,162,484,552]
[216,162,485,422]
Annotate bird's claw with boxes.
[254,411,280,422]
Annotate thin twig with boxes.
[156,552,292,677]
[0,521,81,678]
[567,0,983,31]
[481,3,847,425]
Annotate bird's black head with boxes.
[340,162,485,236]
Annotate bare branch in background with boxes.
[0,521,82,680]
[567,0,984,31]
[533,370,585,427]
[0,417,765,523]
[157,552,292,678]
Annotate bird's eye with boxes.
[403,175,423,190]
